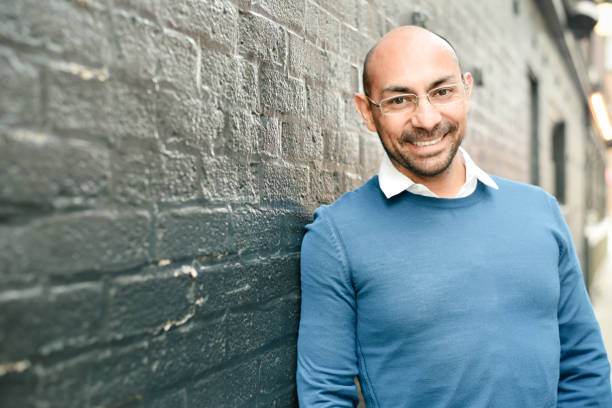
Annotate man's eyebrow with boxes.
[429,75,456,89]
[381,85,415,94]
[381,75,457,95]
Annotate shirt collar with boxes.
[377,147,499,199]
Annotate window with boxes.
[529,74,540,185]
[552,122,566,204]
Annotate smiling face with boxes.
[356,27,473,185]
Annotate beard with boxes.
[383,121,463,178]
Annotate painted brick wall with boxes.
[0,0,604,407]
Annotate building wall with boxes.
[0,0,605,407]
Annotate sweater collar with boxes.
[377,147,499,199]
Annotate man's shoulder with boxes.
[490,175,554,201]
[487,175,559,220]
[311,175,382,223]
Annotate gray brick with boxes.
[230,207,283,255]
[201,156,259,203]
[260,68,306,115]
[0,130,110,215]
[150,151,200,203]
[114,14,198,89]
[360,133,383,174]
[258,343,297,395]
[35,354,95,408]
[312,0,359,28]
[111,81,158,140]
[0,1,21,44]
[107,268,193,337]
[195,255,300,313]
[187,359,258,407]
[325,130,360,165]
[280,209,310,253]
[107,397,144,408]
[110,137,155,206]
[112,11,160,80]
[0,49,41,127]
[328,55,360,94]
[0,283,104,361]
[231,0,253,9]
[239,12,286,66]
[257,387,298,408]
[157,30,199,90]
[342,93,365,130]
[149,319,225,388]
[226,296,299,358]
[112,0,157,15]
[337,131,361,165]
[356,1,385,40]
[201,49,237,95]
[87,342,150,408]
[260,162,309,204]
[288,33,358,94]
[260,116,282,158]
[340,23,373,64]
[0,211,150,281]
[306,84,341,127]
[311,169,342,204]
[157,0,238,51]
[282,121,324,162]
[147,389,186,408]
[343,171,364,192]
[9,0,112,66]
[255,0,306,31]
[214,110,260,158]
[0,366,39,408]
[201,50,260,113]
[304,1,341,53]
[288,32,328,81]
[0,226,26,287]
[238,58,260,112]
[156,207,231,260]
[156,88,211,151]
[46,68,114,141]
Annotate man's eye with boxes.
[434,87,454,97]
[391,97,406,104]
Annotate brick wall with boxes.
[0,1,605,407]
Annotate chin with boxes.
[397,146,460,179]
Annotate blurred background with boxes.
[1,0,612,406]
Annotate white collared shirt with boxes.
[378,147,499,199]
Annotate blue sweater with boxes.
[297,176,612,407]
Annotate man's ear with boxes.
[462,72,474,111]
[354,93,378,132]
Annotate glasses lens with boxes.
[429,84,463,105]
[380,94,417,114]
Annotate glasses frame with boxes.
[367,81,469,116]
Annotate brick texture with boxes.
[0,0,606,407]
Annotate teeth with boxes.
[412,135,444,146]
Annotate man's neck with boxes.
[394,154,466,198]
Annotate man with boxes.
[296,26,612,407]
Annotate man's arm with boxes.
[297,207,360,407]
[551,196,612,406]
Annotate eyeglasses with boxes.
[368,82,468,115]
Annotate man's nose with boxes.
[410,97,442,131]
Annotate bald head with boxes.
[362,26,461,96]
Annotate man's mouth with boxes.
[411,134,445,147]
[401,122,456,148]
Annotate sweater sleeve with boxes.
[550,196,612,406]
[297,207,360,407]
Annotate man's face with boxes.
[360,31,473,183]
